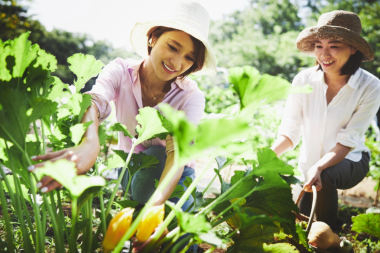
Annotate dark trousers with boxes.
[298,152,369,229]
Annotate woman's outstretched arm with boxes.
[29,104,100,193]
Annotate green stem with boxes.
[41,202,47,235]
[57,190,69,243]
[29,173,44,253]
[32,121,41,153]
[226,229,238,239]
[210,186,257,224]
[83,197,93,252]
[18,180,36,246]
[148,155,215,251]
[40,120,46,154]
[0,167,15,253]
[6,144,34,252]
[151,227,179,253]
[50,191,64,247]
[23,146,44,253]
[99,193,107,236]
[123,169,131,200]
[179,238,194,253]
[94,163,107,235]
[105,142,136,217]
[204,246,216,253]
[198,175,248,216]
[211,210,237,227]
[43,193,64,253]
[202,174,218,195]
[69,197,78,253]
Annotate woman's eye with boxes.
[186,56,194,62]
[331,46,338,48]
[168,45,177,51]
[315,45,322,48]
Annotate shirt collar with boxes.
[311,66,362,90]
[128,58,188,91]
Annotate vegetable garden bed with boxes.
[1,32,380,253]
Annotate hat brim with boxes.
[296,26,374,62]
[130,21,217,76]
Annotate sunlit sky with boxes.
[26,0,250,49]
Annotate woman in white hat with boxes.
[31,0,216,241]
[271,10,380,229]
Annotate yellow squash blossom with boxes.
[103,207,135,252]
[136,204,165,242]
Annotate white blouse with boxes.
[278,66,380,181]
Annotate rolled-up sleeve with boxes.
[277,73,304,148]
[337,80,380,149]
[86,58,124,121]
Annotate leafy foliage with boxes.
[113,150,159,177]
[352,213,380,238]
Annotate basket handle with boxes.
[296,185,317,234]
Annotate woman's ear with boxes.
[150,37,157,47]
[351,46,358,55]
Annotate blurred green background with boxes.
[1,0,379,92]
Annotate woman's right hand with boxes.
[28,136,100,193]
[28,104,101,193]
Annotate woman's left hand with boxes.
[304,165,323,192]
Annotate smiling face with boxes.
[314,39,357,76]
[149,30,196,82]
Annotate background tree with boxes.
[0,0,139,89]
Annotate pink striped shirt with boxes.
[88,58,205,168]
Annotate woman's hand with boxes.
[28,137,100,193]
[28,104,100,193]
[304,165,323,192]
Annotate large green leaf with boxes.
[167,201,225,248]
[111,123,133,138]
[244,187,297,237]
[135,107,172,145]
[47,77,66,101]
[10,32,39,78]
[77,94,92,123]
[352,213,380,238]
[228,66,261,110]
[69,121,93,145]
[66,93,89,117]
[98,124,108,146]
[0,90,56,149]
[0,40,13,81]
[1,175,30,203]
[102,154,124,174]
[228,66,313,114]
[33,48,57,72]
[67,53,104,92]
[34,160,105,198]
[159,104,252,166]
[3,141,40,188]
[0,90,30,148]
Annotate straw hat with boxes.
[130,0,217,76]
[296,10,374,61]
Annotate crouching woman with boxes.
[271,10,380,230]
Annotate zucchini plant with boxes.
[0,33,313,252]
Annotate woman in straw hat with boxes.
[29,1,216,249]
[271,10,380,229]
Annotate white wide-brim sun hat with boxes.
[130,0,217,76]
